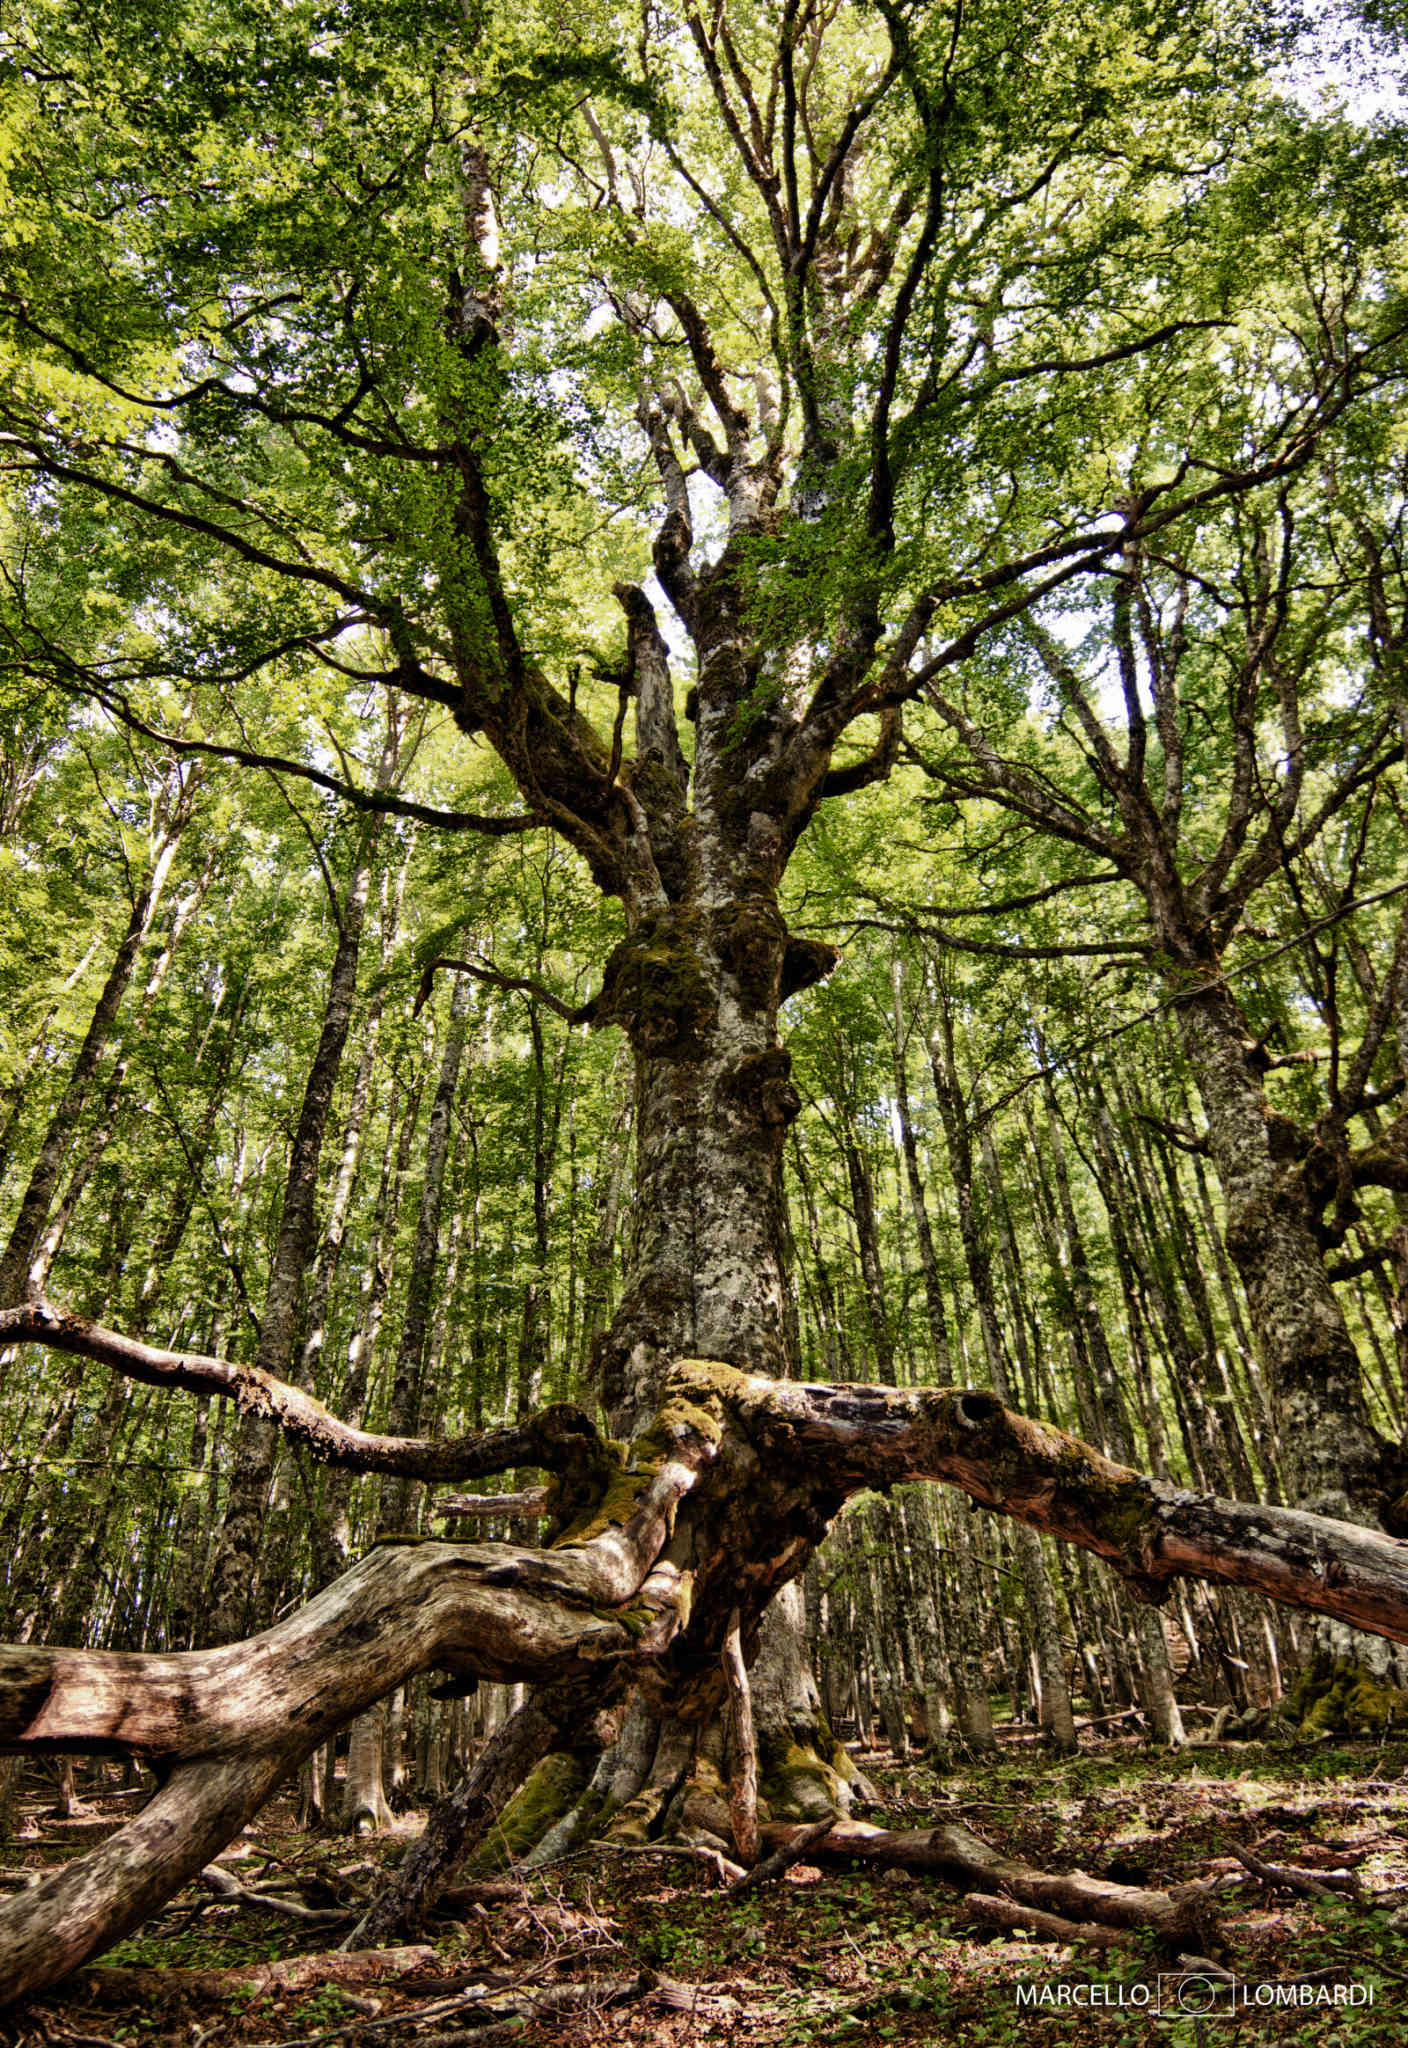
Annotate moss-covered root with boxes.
[466,1752,590,1872]
[523,1699,663,1867]
[1285,1654,1408,1737]
[759,1715,873,1823]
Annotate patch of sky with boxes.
[1274,1,1407,119]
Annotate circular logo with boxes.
[1177,1975,1221,2014]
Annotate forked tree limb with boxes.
[4,1353,1408,2002]
[0,1533,700,1762]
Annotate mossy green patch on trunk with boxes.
[467,1750,590,1871]
[550,1360,742,1549]
[1285,1655,1408,1736]
[594,909,717,1059]
[759,1711,859,1822]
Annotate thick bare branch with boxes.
[755,1376,1408,1638]
[0,1300,603,1484]
[4,1357,1408,2003]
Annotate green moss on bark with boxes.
[1286,1656,1408,1736]
[468,1751,590,1871]
[595,910,716,1059]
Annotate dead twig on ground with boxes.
[1230,1845,1359,1902]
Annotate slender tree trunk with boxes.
[379,970,473,1534]
[206,840,377,1641]
[927,976,1077,1751]
[1019,1088,1183,1746]
[0,818,184,1306]
[1177,979,1384,1522]
[890,955,952,1373]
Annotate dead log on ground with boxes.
[69,1945,438,2005]
[4,1341,1408,1999]
[762,1818,1217,1945]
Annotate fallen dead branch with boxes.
[600,1840,747,1885]
[730,1818,835,1894]
[1230,1844,1361,1902]
[761,1818,1216,1945]
[70,1945,437,2006]
[199,1862,351,1928]
[963,1892,1138,1949]
[436,1490,551,1520]
[243,1947,629,2048]
[6,1351,1408,1999]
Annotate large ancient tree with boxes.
[2,0,1407,2004]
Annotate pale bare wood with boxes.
[436,1490,551,1519]
[729,1818,833,1895]
[199,1862,350,1928]
[3,1357,1408,2002]
[1230,1844,1360,1901]
[759,1817,1213,1943]
[721,1607,760,1863]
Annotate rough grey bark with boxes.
[1177,980,1385,1522]
[577,1088,630,1372]
[591,887,806,1431]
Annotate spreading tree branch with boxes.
[0,1301,603,1485]
[2,1355,1408,2000]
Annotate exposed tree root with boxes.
[599,1840,746,1885]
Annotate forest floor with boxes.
[3,1736,1408,2047]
